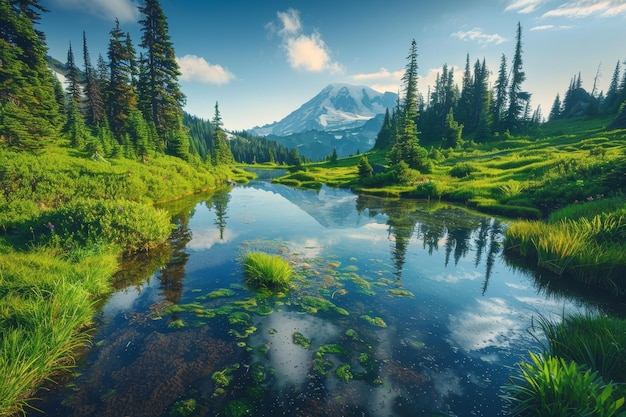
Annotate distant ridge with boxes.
[248,84,397,159]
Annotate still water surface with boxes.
[32,173,603,417]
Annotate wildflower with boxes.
[48,222,55,232]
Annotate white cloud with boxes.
[285,33,343,72]
[505,0,549,14]
[529,24,573,31]
[352,67,403,81]
[451,28,507,46]
[176,55,235,85]
[268,9,343,73]
[50,0,140,22]
[542,0,626,18]
[276,8,302,36]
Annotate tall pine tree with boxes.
[505,22,526,131]
[491,54,508,130]
[138,0,186,149]
[210,102,234,165]
[106,19,138,140]
[82,31,105,126]
[389,39,430,172]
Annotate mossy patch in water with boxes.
[229,325,257,339]
[228,311,251,325]
[300,295,348,316]
[336,364,353,382]
[343,265,359,272]
[316,343,348,357]
[202,288,235,299]
[168,319,185,329]
[292,331,311,348]
[360,315,387,328]
[250,363,267,384]
[169,398,197,417]
[345,328,362,342]
[388,289,414,297]
[223,398,252,417]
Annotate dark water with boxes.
[30,174,611,417]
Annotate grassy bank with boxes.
[270,117,626,292]
[0,144,248,416]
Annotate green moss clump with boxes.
[224,399,252,417]
[228,311,251,325]
[316,344,348,357]
[212,368,234,388]
[203,288,235,298]
[168,319,185,329]
[360,315,387,328]
[169,398,197,417]
[345,329,361,341]
[292,331,311,349]
[336,364,353,382]
[388,289,414,297]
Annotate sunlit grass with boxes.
[536,313,626,384]
[0,247,117,417]
[502,351,625,417]
[243,251,293,290]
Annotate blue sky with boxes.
[39,0,626,131]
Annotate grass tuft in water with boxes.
[243,251,293,290]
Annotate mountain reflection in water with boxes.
[30,177,613,417]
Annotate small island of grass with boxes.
[243,251,294,290]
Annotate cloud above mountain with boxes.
[451,28,506,46]
[267,8,343,73]
[49,0,140,22]
[176,55,235,85]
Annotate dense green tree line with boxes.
[2,0,257,166]
[373,22,626,178]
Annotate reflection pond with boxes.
[31,175,619,417]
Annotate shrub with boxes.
[502,352,625,417]
[43,199,173,253]
[411,180,439,199]
[243,251,293,290]
[449,162,479,178]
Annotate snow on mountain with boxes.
[249,83,397,137]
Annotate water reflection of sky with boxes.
[35,181,599,417]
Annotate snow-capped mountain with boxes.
[249,83,397,137]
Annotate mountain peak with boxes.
[249,84,397,137]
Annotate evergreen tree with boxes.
[210,102,233,165]
[492,54,508,130]
[106,19,138,140]
[138,0,186,146]
[329,147,338,164]
[506,22,526,131]
[64,98,89,149]
[9,0,48,40]
[604,61,622,113]
[0,0,61,149]
[389,39,423,170]
[357,155,373,179]
[442,109,462,149]
[456,53,473,129]
[373,107,393,150]
[473,59,493,142]
[65,42,81,104]
[549,93,562,120]
[82,31,105,126]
